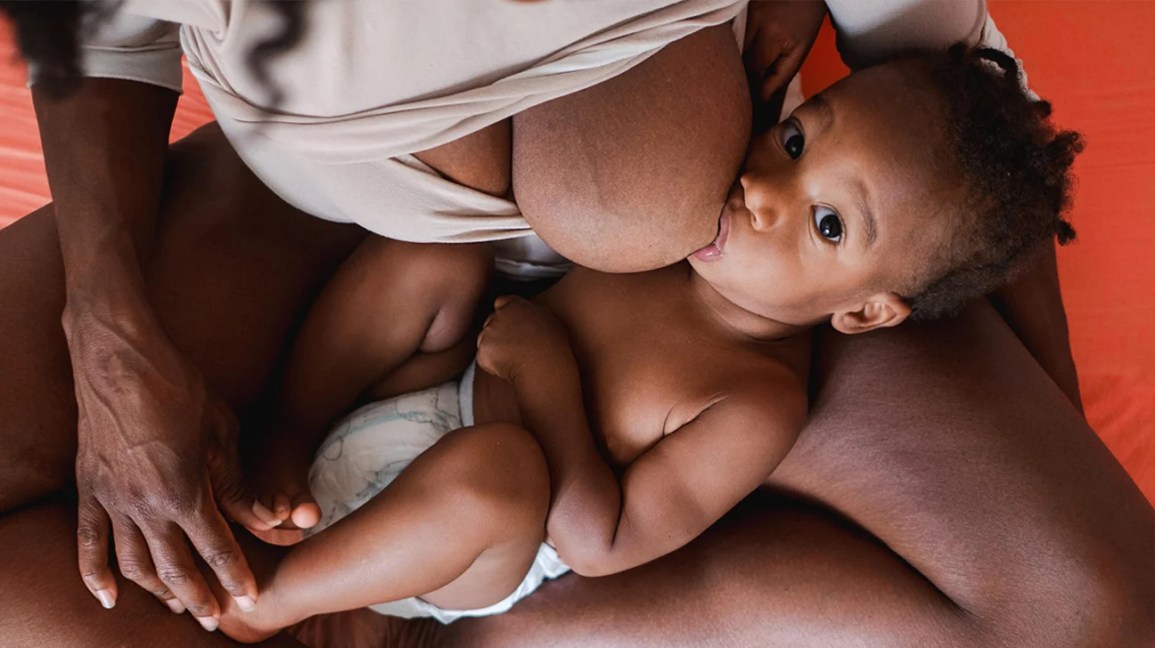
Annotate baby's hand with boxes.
[477,296,572,385]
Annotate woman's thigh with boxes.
[438,302,1155,647]
[0,500,306,647]
[0,124,366,511]
[773,302,1155,642]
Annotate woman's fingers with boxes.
[759,51,805,103]
[110,514,184,614]
[76,495,117,609]
[181,501,258,614]
[254,498,284,530]
[140,521,224,631]
[209,414,280,533]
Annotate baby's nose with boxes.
[739,172,779,231]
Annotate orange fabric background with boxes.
[1,4,1152,500]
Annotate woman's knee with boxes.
[792,300,1155,645]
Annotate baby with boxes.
[218,45,1081,641]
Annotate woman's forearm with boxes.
[33,77,176,315]
[32,77,278,618]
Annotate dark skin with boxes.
[100,64,1155,645]
[20,11,796,625]
[2,3,1137,646]
[34,79,272,624]
[29,49,515,629]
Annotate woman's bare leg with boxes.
[0,122,372,643]
[0,500,308,648]
[431,302,1155,647]
[0,423,548,646]
[0,124,367,513]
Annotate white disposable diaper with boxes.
[306,363,570,624]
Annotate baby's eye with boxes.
[780,120,804,159]
[813,206,843,243]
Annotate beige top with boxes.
[54,0,1013,273]
[60,0,743,275]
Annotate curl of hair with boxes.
[900,44,1082,321]
[0,0,88,95]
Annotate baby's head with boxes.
[689,45,1082,334]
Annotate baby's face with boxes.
[689,63,957,329]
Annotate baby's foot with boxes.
[207,535,292,644]
[248,438,323,545]
[217,590,285,645]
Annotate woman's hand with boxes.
[65,304,277,630]
[744,1,827,104]
[476,296,573,386]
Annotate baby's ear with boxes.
[830,293,911,335]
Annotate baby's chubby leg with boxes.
[250,237,494,535]
[220,423,550,643]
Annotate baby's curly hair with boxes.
[897,44,1082,321]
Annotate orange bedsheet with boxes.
[1,3,1152,501]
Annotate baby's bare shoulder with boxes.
[663,346,808,445]
[718,359,806,428]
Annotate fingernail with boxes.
[252,501,279,528]
[196,616,220,632]
[234,595,256,612]
[95,589,116,609]
[165,598,186,614]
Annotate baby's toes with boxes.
[272,493,293,523]
[289,496,322,530]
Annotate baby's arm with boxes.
[253,237,492,531]
[477,297,806,576]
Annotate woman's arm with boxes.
[988,246,1082,410]
[477,297,804,577]
[33,75,273,625]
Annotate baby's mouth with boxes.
[691,206,730,262]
